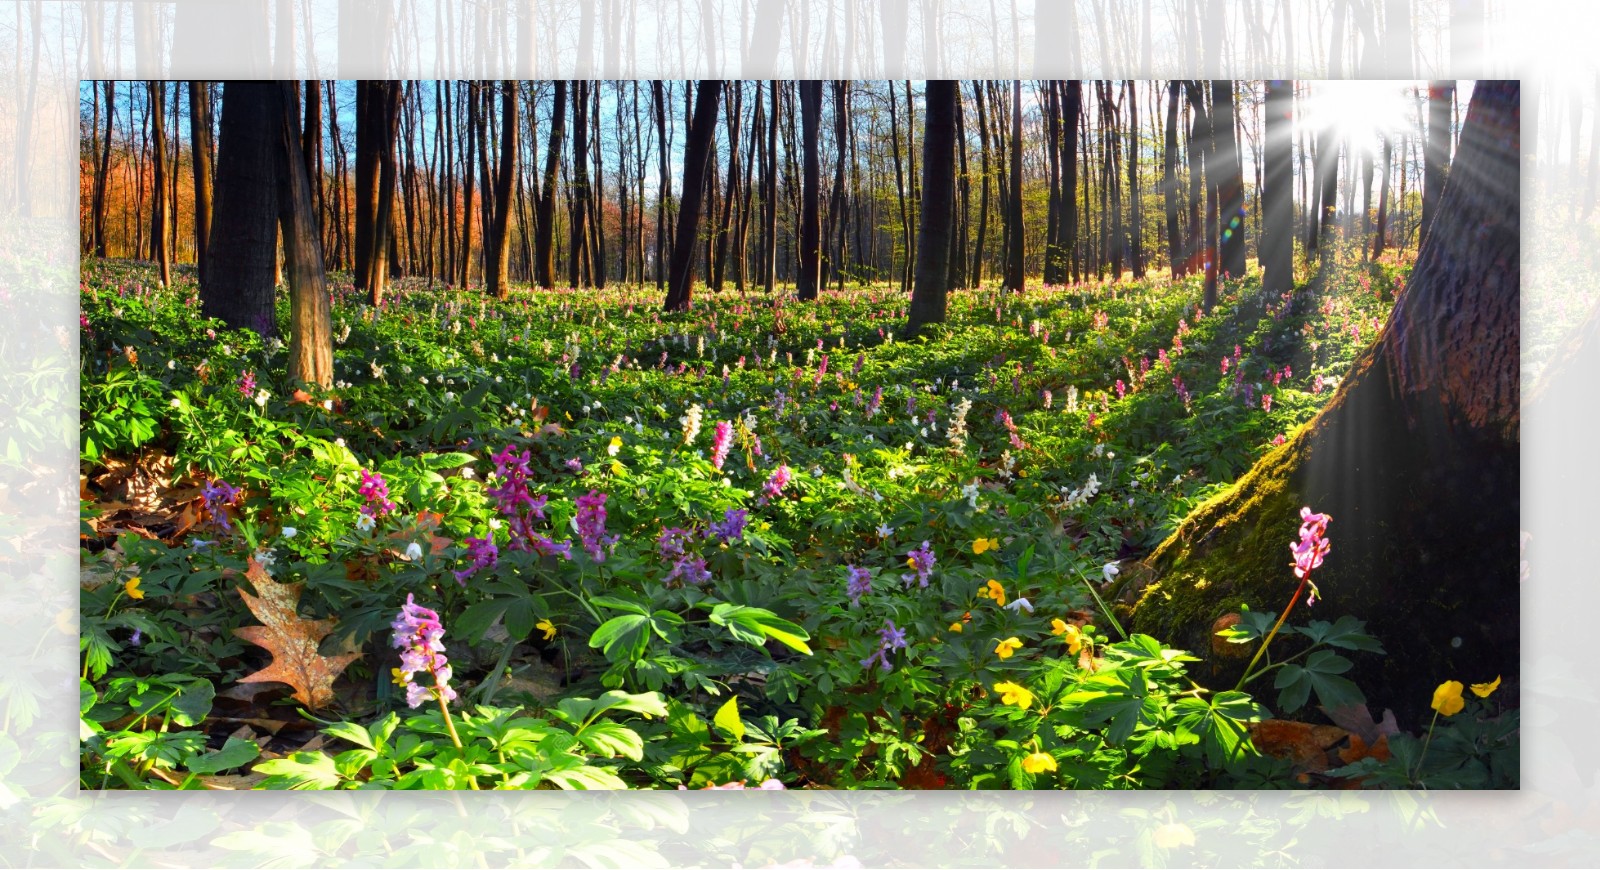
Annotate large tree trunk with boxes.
[906,80,956,336]
[970,81,990,288]
[1127,82,1520,725]
[189,81,213,284]
[1063,81,1080,283]
[1043,81,1062,286]
[569,80,591,287]
[1261,79,1294,294]
[93,80,115,259]
[796,80,823,301]
[276,82,334,388]
[202,81,280,339]
[488,81,518,299]
[664,81,722,312]
[149,82,171,288]
[1128,80,1144,279]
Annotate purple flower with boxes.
[392,593,456,708]
[845,565,873,604]
[710,421,733,470]
[708,508,748,543]
[565,457,585,474]
[861,619,908,673]
[454,535,499,585]
[129,628,142,646]
[358,469,396,518]
[666,553,712,586]
[762,465,792,501]
[202,479,241,533]
[237,370,256,398]
[658,526,693,559]
[574,490,616,562]
[902,540,936,588]
[1291,506,1332,604]
[865,386,883,419]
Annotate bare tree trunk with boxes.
[1163,80,1181,280]
[1064,80,1081,282]
[1212,80,1246,278]
[535,80,566,288]
[150,82,171,287]
[797,80,823,301]
[1262,79,1294,294]
[888,83,911,293]
[1005,79,1024,291]
[202,81,280,339]
[1128,80,1144,279]
[487,81,518,298]
[569,80,592,287]
[277,82,334,388]
[664,81,723,311]
[971,81,990,287]
[907,80,957,335]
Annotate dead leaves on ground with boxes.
[232,558,361,711]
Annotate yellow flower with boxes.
[995,637,1023,659]
[123,577,144,600]
[1050,618,1068,635]
[1470,675,1502,698]
[1052,621,1084,654]
[1021,751,1057,774]
[1431,680,1465,716]
[977,579,1007,606]
[972,537,1000,555]
[949,621,964,633]
[537,619,557,641]
[993,680,1034,710]
[391,667,408,687]
[608,436,623,457]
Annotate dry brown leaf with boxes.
[233,558,361,710]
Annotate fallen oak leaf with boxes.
[233,558,361,710]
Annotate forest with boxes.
[77,76,1519,791]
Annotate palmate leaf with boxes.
[1273,649,1365,713]
[1173,691,1268,766]
[232,558,362,710]
[1061,668,1161,746]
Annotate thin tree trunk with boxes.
[1006,79,1024,291]
[908,80,957,335]
[971,81,991,287]
[888,82,911,293]
[1262,79,1294,294]
[797,80,822,301]
[150,81,170,287]
[1163,80,1181,279]
[277,82,334,388]
[488,81,518,298]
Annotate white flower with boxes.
[282,527,297,539]
[877,524,894,538]
[255,549,277,570]
[170,398,181,408]
[811,466,824,478]
[167,359,176,370]
[1103,562,1121,584]
[420,376,429,385]
[255,389,270,408]
[961,481,980,509]
[488,517,503,530]
[460,467,475,480]
[1172,474,1184,486]
[323,399,334,411]
[335,438,346,448]
[404,542,424,561]
[444,391,455,401]
[408,399,416,408]
[356,514,376,532]
[1004,597,1034,614]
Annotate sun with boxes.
[1301,80,1415,152]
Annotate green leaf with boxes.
[323,720,375,751]
[186,737,261,774]
[1274,649,1364,713]
[1300,615,1387,654]
[713,696,746,743]
[1061,669,1160,745]
[588,613,650,661]
[542,764,629,790]
[577,721,646,761]
[1174,691,1267,766]
[254,751,343,789]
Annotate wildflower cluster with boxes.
[845,565,873,604]
[861,619,908,673]
[1291,506,1331,604]
[946,397,973,450]
[759,464,791,504]
[902,540,936,588]
[391,594,456,709]
[202,479,240,532]
[658,526,711,586]
[707,507,748,543]
[573,490,618,562]
[358,469,397,518]
[710,420,733,470]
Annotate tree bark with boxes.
[535,81,566,288]
[1163,80,1181,280]
[1128,82,1521,725]
[907,80,957,336]
[188,81,214,285]
[150,82,171,288]
[1261,79,1294,294]
[797,80,823,301]
[970,81,990,288]
[664,81,722,312]
[277,82,334,388]
[1005,79,1024,291]
[202,81,280,339]
[487,81,518,298]
[570,80,591,287]
[1211,81,1246,278]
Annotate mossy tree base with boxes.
[1128,342,1517,726]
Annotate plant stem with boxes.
[1077,567,1127,640]
[1235,576,1305,692]
[436,690,464,750]
[1411,709,1441,786]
